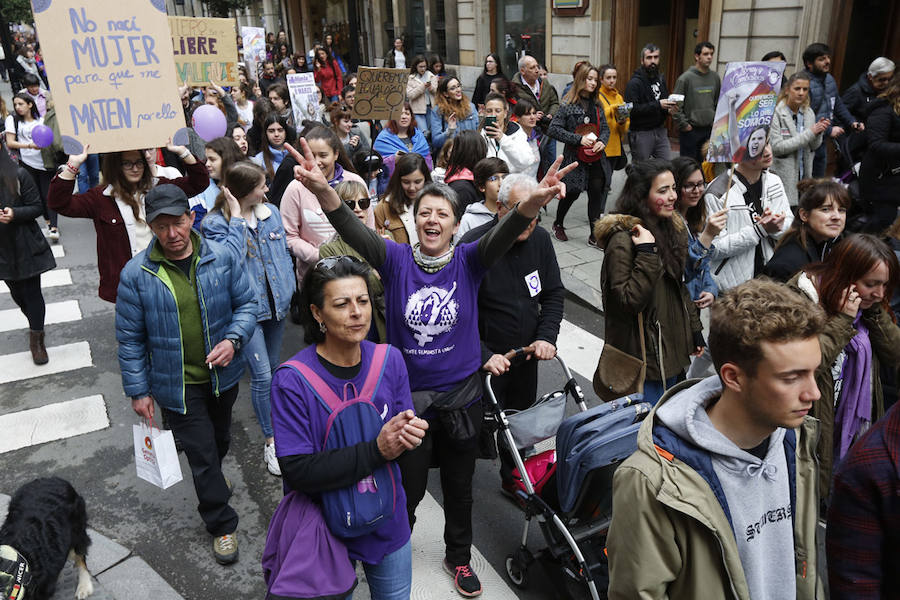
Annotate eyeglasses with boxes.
[446,84,461,91]
[683,181,705,192]
[314,255,364,272]
[344,197,372,210]
[122,160,145,171]
[487,175,505,183]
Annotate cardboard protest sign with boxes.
[352,67,408,121]
[706,61,786,163]
[241,26,265,76]
[31,0,185,154]
[287,73,319,126]
[169,16,238,86]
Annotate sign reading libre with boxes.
[32,0,184,154]
[352,67,408,121]
[169,16,238,86]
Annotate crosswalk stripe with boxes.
[0,300,82,333]
[0,269,72,294]
[0,341,93,384]
[556,318,604,380]
[0,395,109,453]
[52,245,65,258]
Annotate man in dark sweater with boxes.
[673,42,721,162]
[459,174,565,491]
[625,43,677,161]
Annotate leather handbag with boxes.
[592,313,646,402]
[575,106,604,163]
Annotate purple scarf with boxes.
[328,163,345,187]
[835,313,873,459]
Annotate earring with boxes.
[318,321,327,333]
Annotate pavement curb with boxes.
[0,493,184,600]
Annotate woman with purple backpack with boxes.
[265,255,428,599]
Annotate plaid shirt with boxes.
[826,402,900,599]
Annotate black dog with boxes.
[0,477,93,600]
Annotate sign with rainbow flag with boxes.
[706,61,786,163]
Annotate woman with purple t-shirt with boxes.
[269,256,429,598]
[285,138,573,597]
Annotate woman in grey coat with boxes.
[770,72,829,206]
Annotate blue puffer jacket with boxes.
[115,231,257,413]
[202,203,296,322]
[805,69,857,133]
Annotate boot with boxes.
[29,330,48,365]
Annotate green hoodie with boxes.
[673,66,721,130]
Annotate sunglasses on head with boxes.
[344,197,371,210]
[314,255,364,272]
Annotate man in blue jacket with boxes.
[801,43,863,176]
[115,185,256,565]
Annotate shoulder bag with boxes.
[592,313,647,402]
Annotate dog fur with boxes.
[0,477,93,600]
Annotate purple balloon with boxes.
[192,105,227,142]
[32,125,54,149]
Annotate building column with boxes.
[261,0,279,32]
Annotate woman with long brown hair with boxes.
[548,62,611,245]
[374,152,432,245]
[788,233,900,495]
[428,76,479,154]
[48,143,209,302]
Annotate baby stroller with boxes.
[485,347,651,599]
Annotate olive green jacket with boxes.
[595,214,701,382]
[788,271,900,493]
[607,380,822,599]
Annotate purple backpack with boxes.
[281,344,397,538]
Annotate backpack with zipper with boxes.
[279,344,397,538]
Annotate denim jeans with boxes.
[245,318,286,439]
[642,372,685,406]
[414,111,430,138]
[347,539,412,600]
[77,154,100,193]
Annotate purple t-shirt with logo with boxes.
[270,341,413,564]
[382,240,487,392]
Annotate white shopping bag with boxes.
[133,420,183,489]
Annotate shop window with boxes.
[496,0,546,77]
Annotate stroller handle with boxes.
[503,345,535,362]
[485,350,587,411]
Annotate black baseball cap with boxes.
[145,184,190,224]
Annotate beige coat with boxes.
[769,101,824,206]
[407,72,438,115]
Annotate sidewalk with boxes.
[536,167,628,314]
[0,493,184,600]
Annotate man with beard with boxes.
[625,44,677,161]
[801,43,863,176]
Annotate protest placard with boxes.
[352,67,408,121]
[169,16,238,86]
[241,26,266,77]
[287,73,319,126]
[706,61,786,163]
[31,0,184,154]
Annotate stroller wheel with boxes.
[505,554,529,588]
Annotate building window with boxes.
[496,0,546,77]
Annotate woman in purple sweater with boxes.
[285,138,573,596]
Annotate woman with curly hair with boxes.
[428,76,479,154]
[593,159,703,405]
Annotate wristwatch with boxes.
[227,337,241,352]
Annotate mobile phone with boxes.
[483,116,497,128]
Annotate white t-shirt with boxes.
[393,50,406,70]
[5,115,46,170]
[235,100,254,127]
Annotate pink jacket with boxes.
[280,170,372,282]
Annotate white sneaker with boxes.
[264,443,281,476]
[48,228,60,241]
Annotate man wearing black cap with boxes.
[115,184,257,564]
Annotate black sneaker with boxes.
[588,234,599,248]
[443,559,482,597]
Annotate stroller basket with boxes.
[505,390,567,450]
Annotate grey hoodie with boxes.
[657,377,796,600]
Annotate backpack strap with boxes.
[281,359,344,413]
[360,344,390,400]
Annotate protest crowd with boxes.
[5,9,900,600]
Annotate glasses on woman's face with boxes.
[344,197,372,210]
[447,83,461,92]
[121,160,144,171]
[683,181,705,192]
[487,174,505,183]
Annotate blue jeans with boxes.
[415,110,430,137]
[642,372,685,406]
[77,154,100,193]
[347,540,412,600]
[245,318,286,439]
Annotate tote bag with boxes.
[133,420,183,489]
